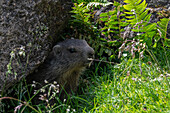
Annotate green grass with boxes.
[0,58,170,113]
[71,58,170,113]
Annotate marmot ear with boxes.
[53,45,61,55]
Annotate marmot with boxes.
[27,39,94,100]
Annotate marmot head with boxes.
[52,39,94,69]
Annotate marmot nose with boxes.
[87,48,95,58]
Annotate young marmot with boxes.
[27,39,94,100]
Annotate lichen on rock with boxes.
[0,0,72,93]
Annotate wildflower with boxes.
[56,89,59,93]
[131,78,137,81]
[40,88,45,93]
[19,51,24,56]
[53,81,57,84]
[20,46,25,50]
[14,103,23,113]
[50,84,56,89]
[33,81,36,84]
[44,80,48,83]
[127,71,130,76]
[66,108,70,113]
[10,51,15,58]
[139,50,144,59]
[152,77,163,82]
[33,90,37,95]
[131,9,135,12]
[137,33,141,35]
[39,94,47,101]
[63,99,67,102]
[160,74,164,77]
[31,84,36,87]
[72,109,76,112]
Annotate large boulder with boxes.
[146,0,170,8]
[0,0,72,93]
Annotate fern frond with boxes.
[157,18,170,47]
[99,1,128,39]
[123,0,151,25]
[123,0,158,38]
[71,3,91,25]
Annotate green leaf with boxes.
[140,8,150,20]
[144,23,157,32]
[124,11,134,15]
[153,42,157,48]
[84,15,90,22]
[143,13,151,22]
[157,18,170,39]
[101,27,108,31]
[109,21,119,25]
[125,15,136,19]
[120,29,125,32]
[110,15,117,19]
[108,11,115,15]
[124,0,137,4]
[100,17,108,22]
[110,26,119,29]
[136,0,142,5]
[123,4,134,10]
[164,39,170,47]
[126,18,137,23]
[138,4,148,14]
[100,12,109,17]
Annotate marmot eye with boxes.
[68,47,76,53]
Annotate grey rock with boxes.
[146,0,170,8]
[0,0,72,93]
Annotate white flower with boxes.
[50,84,56,89]
[131,9,135,12]
[53,81,57,84]
[10,51,15,57]
[19,51,24,56]
[33,90,37,94]
[131,78,137,81]
[56,89,59,93]
[160,74,164,77]
[72,109,76,112]
[44,80,48,83]
[137,33,141,35]
[40,88,45,93]
[31,84,36,87]
[66,108,70,113]
[20,46,25,50]
[64,99,67,102]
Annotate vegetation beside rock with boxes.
[0,0,169,112]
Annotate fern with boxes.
[99,1,128,39]
[71,3,91,25]
[124,0,151,25]
[70,2,112,33]
[70,0,169,59]
[123,0,158,47]
[157,18,170,47]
